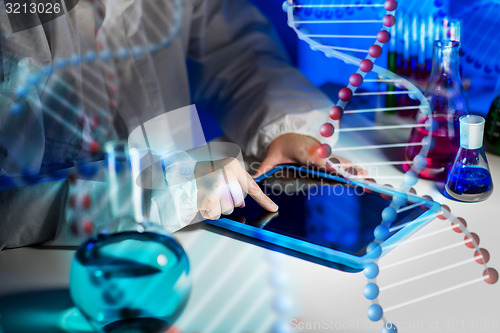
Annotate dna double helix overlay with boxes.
[286,0,498,332]
[454,0,500,74]
[3,2,292,332]
[7,0,183,159]
[3,0,184,230]
[2,0,499,332]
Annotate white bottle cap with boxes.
[459,115,485,150]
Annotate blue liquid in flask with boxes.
[445,166,493,201]
[445,115,494,202]
[69,231,191,332]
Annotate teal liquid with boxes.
[69,231,191,332]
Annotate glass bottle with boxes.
[404,40,468,180]
[445,116,493,202]
[484,79,500,155]
[385,20,397,110]
[69,141,191,332]
[397,13,421,118]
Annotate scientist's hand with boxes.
[195,158,278,220]
[254,133,366,178]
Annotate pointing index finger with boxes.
[237,168,278,212]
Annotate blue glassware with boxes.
[69,141,191,332]
[445,116,494,202]
[70,228,190,332]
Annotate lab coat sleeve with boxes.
[150,151,199,233]
[187,0,338,160]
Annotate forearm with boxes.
[188,0,334,159]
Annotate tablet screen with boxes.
[225,167,426,257]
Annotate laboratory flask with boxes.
[69,141,191,333]
[404,40,468,180]
[445,115,493,202]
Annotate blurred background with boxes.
[201,0,500,140]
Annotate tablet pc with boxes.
[205,165,440,271]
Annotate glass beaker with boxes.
[445,116,493,202]
[404,40,468,180]
[69,141,191,332]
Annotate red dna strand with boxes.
[285,1,498,332]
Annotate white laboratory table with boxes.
[1,128,499,332]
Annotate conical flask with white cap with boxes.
[445,115,493,202]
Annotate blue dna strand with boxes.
[285,0,498,332]
[3,2,294,332]
[8,0,184,145]
[453,0,500,74]
[290,0,385,19]
[4,3,190,330]
[2,0,498,331]
[2,0,185,245]
[2,0,185,236]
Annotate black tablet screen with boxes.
[225,167,426,257]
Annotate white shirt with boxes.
[0,0,338,246]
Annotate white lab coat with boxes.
[0,0,338,248]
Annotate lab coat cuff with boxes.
[161,151,197,184]
[150,152,199,233]
[249,108,340,160]
[151,180,199,233]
